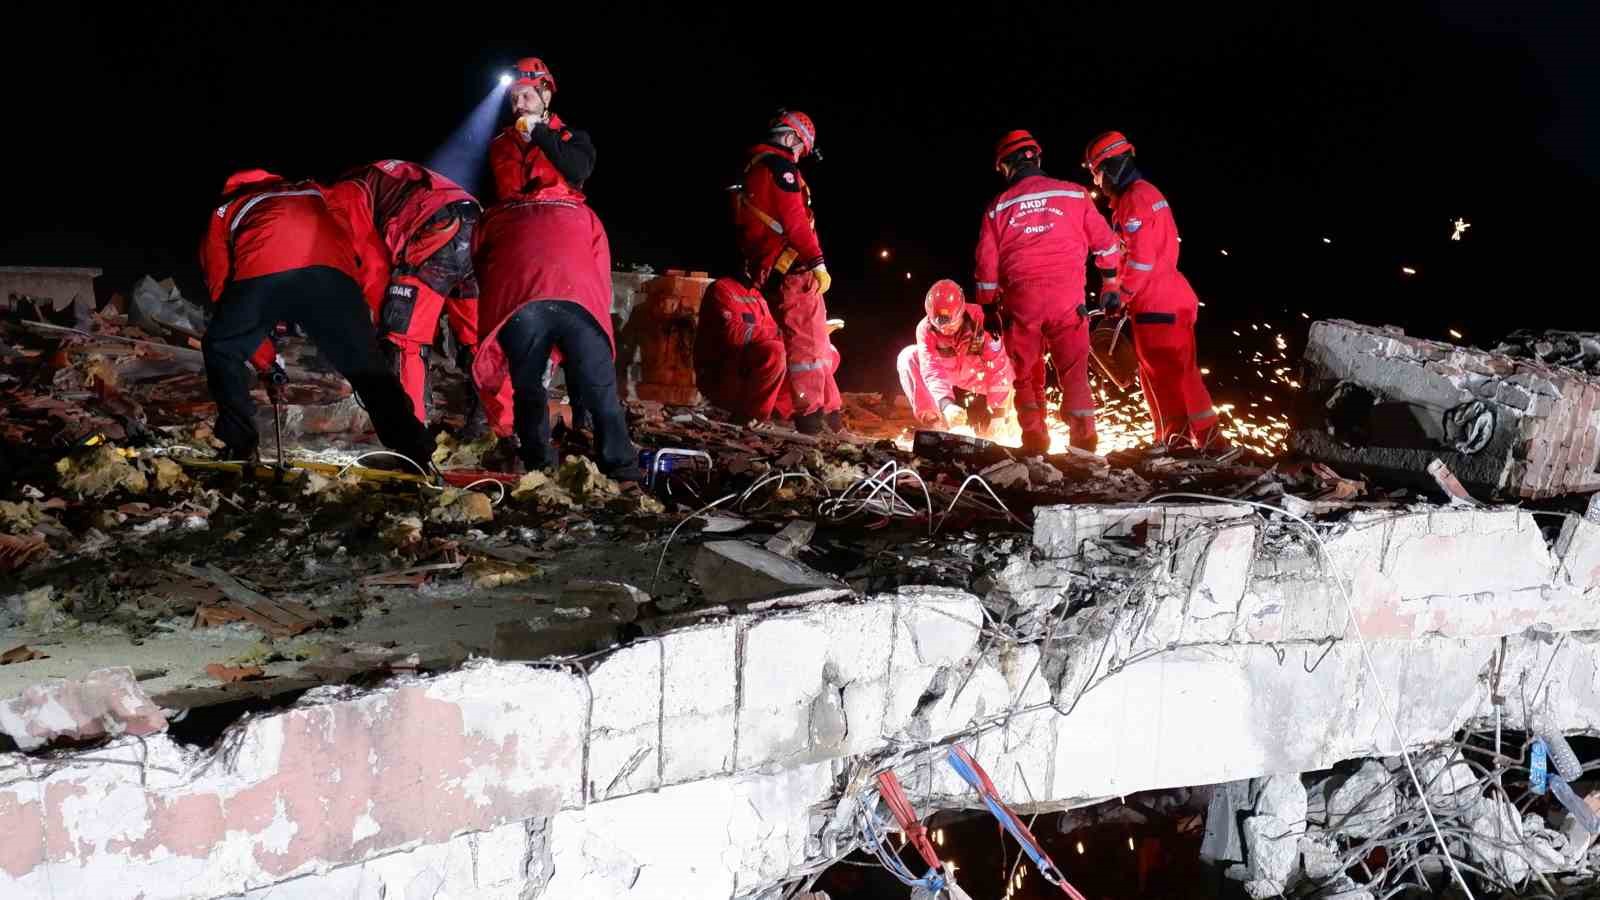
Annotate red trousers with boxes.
[895,345,1012,421]
[768,272,841,417]
[380,276,479,422]
[1131,309,1217,447]
[1001,284,1095,451]
[699,338,788,422]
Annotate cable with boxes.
[1148,492,1478,900]
[337,450,444,492]
[651,493,740,594]
[938,474,1028,532]
[458,478,509,506]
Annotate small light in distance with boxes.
[1128,836,1136,852]
[499,73,513,87]
[1449,329,1463,339]
[1200,367,1211,375]
[1401,266,1417,276]
[1220,248,1230,256]
[1076,841,1085,855]
[904,272,913,280]
[1451,218,1471,241]
[879,249,890,259]
[1322,237,1332,244]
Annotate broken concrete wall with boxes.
[1292,319,1600,499]
[10,503,1600,898]
[0,266,101,312]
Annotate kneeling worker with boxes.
[896,279,1014,437]
[470,184,642,480]
[199,169,433,468]
[694,274,789,423]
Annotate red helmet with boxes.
[511,57,556,92]
[221,169,284,196]
[1084,131,1135,173]
[771,110,818,157]
[994,130,1042,170]
[924,280,967,336]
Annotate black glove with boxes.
[982,303,1005,338]
[1101,288,1124,316]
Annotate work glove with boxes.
[1100,278,1124,316]
[263,356,288,405]
[982,303,1004,339]
[826,318,845,334]
[942,403,967,428]
[810,265,832,295]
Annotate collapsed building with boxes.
[5,276,1600,899]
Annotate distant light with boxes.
[499,73,513,87]
[1301,312,1311,319]
[1220,249,1230,256]
[1322,237,1332,244]
[1090,190,1099,199]
[1076,841,1085,855]
[905,272,913,280]
[880,249,890,259]
[1451,218,1472,241]
[1200,368,1211,375]
[1449,329,1464,339]
[1128,836,1136,852]
[1402,266,1417,276]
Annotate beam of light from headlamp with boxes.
[426,80,509,196]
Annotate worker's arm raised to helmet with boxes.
[528,122,596,188]
[752,157,824,269]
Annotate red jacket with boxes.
[487,114,593,201]
[470,185,613,396]
[695,277,780,372]
[1109,179,1199,316]
[914,304,1014,407]
[199,171,356,302]
[972,172,1121,305]
[733,143,825,278]
[324,160,478,306]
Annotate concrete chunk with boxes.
[0,666,167,751]
[764,521,816,558]
[692,540,845,604]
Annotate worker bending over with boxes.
[974,130,1122,455]
[199,169,432,467]
[324,160,484,430]
[895,279,1014,438]
[470,183,642,481]
[1084,131,1219,450]
[731,110,842,434]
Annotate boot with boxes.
[824,409,845,433]
[794,410,829,435]
[1020,429,1050,457]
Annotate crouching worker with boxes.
[896,279,1014,437]
[694,274,789,423]
[199,169,433,468]
[471,184,643,481]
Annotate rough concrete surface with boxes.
[7,502,1600,898]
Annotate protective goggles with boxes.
[930,310,964,333]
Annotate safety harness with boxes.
[730,150,811,279]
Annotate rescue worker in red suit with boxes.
[199,169,433,466]
[323,160,486,431]
[732,110,843,434]
[694,275,788,423]
[974,131,1122,455]
[488,58,595,201]
[470,183,643,481]
[1084,132,1220,450]
[895,279,1014,438]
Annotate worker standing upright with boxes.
[974,131,1122,455]
[731,110,842,435]
[199,169,433,468]
[470,183,642,481]
[1084,131,1219,450]
[324,160,484,431]
[895,279,1014,437]
[488,57,595,201]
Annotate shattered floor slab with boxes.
[1293,318,1600,499]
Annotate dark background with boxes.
[4,2,1595,395]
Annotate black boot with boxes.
[824,409,845,433]
[794,410,829,435]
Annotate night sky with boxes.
[5,2,1595,394]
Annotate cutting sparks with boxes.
[1451,218,1471,241]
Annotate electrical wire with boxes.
[1147,492,1477,900]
